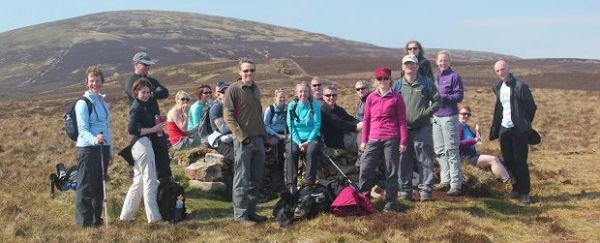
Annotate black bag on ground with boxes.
[157,178,186,223]
[272,183,333,227]
[64,97,92,141]
[50,163,78,194]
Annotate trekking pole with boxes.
[321,147,359,190]
[99,132,109,227]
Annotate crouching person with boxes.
[264,88,288,194]
[75,66,113,227]
[286,82,322,193]
[321,85,361,153]
[359,67,408,212]
[119,79,163,223]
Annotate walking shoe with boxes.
[446,187,462,196]
[508,190,519,199]
[383,202,400,212]
[248,214,267,223]
[398,191,412,200]
[520,195,531,204]
[235,218,257,226]
[433,183,450,191]
[371,185,384,199]
[419,192,432,202]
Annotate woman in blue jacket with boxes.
[74,66,113,227]
[286,83,321,193]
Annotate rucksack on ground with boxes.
[64,97,92,141]
[50,163,78,194]
[272,183,333,227]
[157,178,187,223]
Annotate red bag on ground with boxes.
[330,186,378,217]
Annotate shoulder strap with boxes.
[268,104,276,126]
[79,97,93,116]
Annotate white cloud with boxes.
[458,14,600,28]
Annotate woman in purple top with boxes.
[458,105,511,183]
[359,67,408,212]
[432,50,464,196]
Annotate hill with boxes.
[0,10,516,95]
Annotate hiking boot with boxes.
[248,214,267,223]
[508,190,519,199]
[446,187,462,197]
[236,218,257,226]
[398,191,412,201]
[520,195,531,204]
[383,202,400,212]
[433,183,450,191]
[419,192,432,202]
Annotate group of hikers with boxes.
[71,39,537,227]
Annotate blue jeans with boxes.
[432,115,462,189]
[399,125,435,195]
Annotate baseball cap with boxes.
[132,52,156,65]
[402,55,418,64]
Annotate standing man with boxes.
[393,55,440,202]
[223,59,268,225]
[432,50,464,196]
[310,76,324,104]
[354,80,371,122]
[489,60,537,204]
[124,52,171,179]
[320,85,362,153]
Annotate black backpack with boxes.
[272,183,333,227]
[198,107,213,144]
[64,97,93,141]
[50,163,78,194]
[157,178,187,223]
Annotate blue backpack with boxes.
[64,97,93,141]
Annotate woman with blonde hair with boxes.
[166,91,202,149]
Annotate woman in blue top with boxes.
[264,88,287,193]
[74,66,113,227]
[458,105,511,183]
[286,82,321,192]
[188,84,213,132]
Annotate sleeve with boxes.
[307,101,321,143]
[75,99,97,145]
[521,84,537,122]
[287,102,301,145]
[396,95,409,146]
[439,73,464,103]
[188,102,201,131]
[127,107,142,136]
[325,107,359,131]
[263,106,277,136]
[125,76,135,101]
[424,81,441,117]
[361,95,372,143]
[151,77,169,100]
[222,87,247,142]
[458,125,478,151]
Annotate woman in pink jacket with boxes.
[359,67,408,212]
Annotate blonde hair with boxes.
[175,90,191,102]
[437,50,451,61]
[238,58,255,70]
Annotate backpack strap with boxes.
[268,104,276,126]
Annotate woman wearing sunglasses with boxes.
[166,91,202,150]
[458,105,511,183]
[188,84,213,132]
[401,40,434,81]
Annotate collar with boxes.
[376,88,392,97]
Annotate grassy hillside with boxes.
[0,60,599,242]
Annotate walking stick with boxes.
[99,132,109,227]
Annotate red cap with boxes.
[374,67,391,79]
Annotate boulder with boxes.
[188,180,227,193]
[172,145,217,165]
[204,153,226,168]
[185,161,223,182]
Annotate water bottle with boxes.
[155,115,163,137]
[475,124,482,144]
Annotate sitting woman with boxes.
[119,78,163,223]
[458,104,511,183]
[166,91,202,150]
[263,88,287,194]
[286,82,321,193]
[188,84,213,137]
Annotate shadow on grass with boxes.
[539,190,600,203]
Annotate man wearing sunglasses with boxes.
[124,52,169,118]
[310,76,324,104]
[320,85,361,153]
[489,60,537,204]
[222,59,268,225]
[394,55,441,202]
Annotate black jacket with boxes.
[321,104,359,149]
[128,99,171,178]
[125,74,169,117]
[489,74,537,140]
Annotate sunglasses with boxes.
[180,98,190,101]
[203,91,212,95]
[407,47,419,51]
[459,112,471,116]
[323,94,338,98]
[376,77,390,81]
[312,83,322,87]
[242,69,256,73]
[355,87,367,91]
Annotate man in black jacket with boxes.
[124,52,169,117]
[489,60,537,204]
[321,85,362,153]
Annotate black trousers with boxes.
[271,139,286,194]
[286,140,321,192]
[499,127,530,195]
[75,145,110,227]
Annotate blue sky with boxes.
[2,1,599,59]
